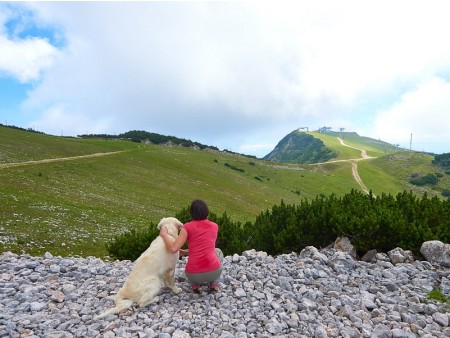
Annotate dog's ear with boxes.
[176,220,183,230]
[157,218,167,230]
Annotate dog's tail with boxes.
[94,298,134,320]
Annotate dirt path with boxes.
[0,151,127,169]
[336,137,375,195]
[336,137,375,160]
[2,143,374,194]
[310,138,376,195]
[351,162,371,195]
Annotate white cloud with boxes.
[290,1,450,105]
[23,3,310,135]
[3,1,450,156]
[0,35,58,83]
[372,77,450,152]
[0,3,59,83]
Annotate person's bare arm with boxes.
[160,227,187,254]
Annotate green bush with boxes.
[409,173,439,186]
[249,189,449,257]
[212,212,252,256]
[106,225,159,261]
[106,189,450,260]
[442,189,450,197]
[224,162,245,172]
[432,153,450,168]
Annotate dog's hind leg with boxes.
[136,279,161,308]
[137,291,159,308]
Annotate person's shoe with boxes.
[208,283,220,293]
[192,284,202,294]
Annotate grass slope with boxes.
[310,131,396,159]
[0,126,448,258]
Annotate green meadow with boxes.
[0,126,447,258]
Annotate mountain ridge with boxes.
[1,124,449,257]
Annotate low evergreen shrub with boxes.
[409,173,439,186]
[106,189,450,260]
[224,163,245,172]
[106,225,159,261]
[442,188,450,197]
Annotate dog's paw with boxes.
[172,287,182,294]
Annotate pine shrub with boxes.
[105,190,450,260]
[106,225,159,261]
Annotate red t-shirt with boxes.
[183,219,221,273]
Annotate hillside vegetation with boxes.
[263,130,337,163]
[0,125,448,258]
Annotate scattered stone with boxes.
[361,249,377,262]
[334,236,357,258]
[388,247,415,264]
[0,247,449,337]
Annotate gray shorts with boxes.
[185,265,222,284]
[185,248,224,284]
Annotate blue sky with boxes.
[2,1,450,157]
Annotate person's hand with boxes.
[159,227,168,238]
[179,249,189,257]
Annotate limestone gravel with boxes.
[0,248,449,338]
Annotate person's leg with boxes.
[208,280,220,292]
[191,283,202,294]
[206,265,222,292]
[210,249,224,292]
[185,266,223,293]
[215,248,224,263]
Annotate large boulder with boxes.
[420,240,450,268]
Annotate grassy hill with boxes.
[0,125,448,258]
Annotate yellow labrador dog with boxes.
[95,217,183,319]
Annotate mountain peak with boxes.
[263,130,337,164]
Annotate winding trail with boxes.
[2,143,375,195]
[337,137,376,195]
[313,137,377,195]
[0,151,127,169]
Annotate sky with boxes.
[1,1,450,157]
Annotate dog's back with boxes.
[117,237,177,299]
[95,220,181,320]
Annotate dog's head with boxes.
[157,217,183,238]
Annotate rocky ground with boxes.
[1,247,449,338]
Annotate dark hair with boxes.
[189,199,209,220]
